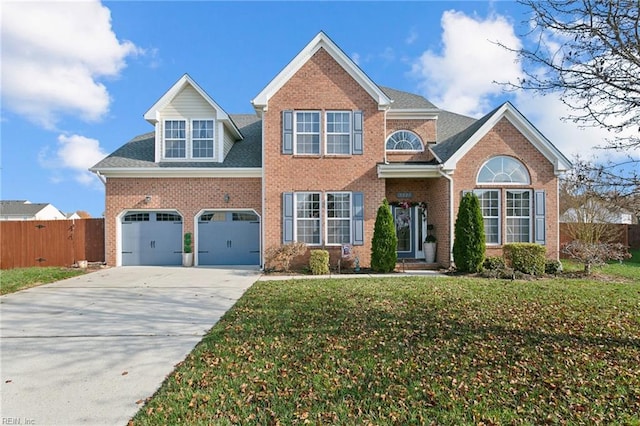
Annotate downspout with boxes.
[383,106,390,164]
[438,168,455,265]
[260,107,267,270]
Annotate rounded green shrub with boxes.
[453,192,486,273]
[504,243,546,275]
[371,199,398,273]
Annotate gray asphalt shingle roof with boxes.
[379,86,438,110]
[0,201,51,216]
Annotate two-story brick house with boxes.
[91,32,571,268]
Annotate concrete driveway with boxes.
[0,266,260,425]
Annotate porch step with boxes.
[395,259,439,271]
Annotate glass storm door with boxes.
[393,206,426,259]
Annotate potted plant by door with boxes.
[424,230,437,264]
[182,232,193,267]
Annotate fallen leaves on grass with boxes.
[130,277,640,425]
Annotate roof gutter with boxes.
[95,170,107,185]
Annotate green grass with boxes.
[131,275,640,425]
[0,267,86,295]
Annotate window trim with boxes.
[163,119,187,159]
[162,118,216,161]
[293,111,321,155]
[191,118,215,159]
[294,192,322,246]
[325,111,352,155]
[325,192,352,245]
[474,189,501,246]
[477,156,531,185]
[505,189,533,243]
[385,130,424,152]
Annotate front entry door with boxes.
[393,206,425,259]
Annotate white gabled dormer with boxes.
[144,74,242,163]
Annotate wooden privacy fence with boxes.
[1,219,104,269]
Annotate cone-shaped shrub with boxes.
[371,199,398,273]
[453,192,485,272]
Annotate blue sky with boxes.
[2,1,633,217]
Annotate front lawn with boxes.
[131,276,640,425]
[0,267,86,295]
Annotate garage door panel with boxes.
[121,212,182,266]
[198,211,259,265]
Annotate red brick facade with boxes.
[104,177,261,265]
[100,38,565,268]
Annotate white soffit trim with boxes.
[442,102,572,174]
[251,31,391,112]
[386,109,439,120]
[91,168,262,178]
[143,74,242,139]
[377,164,442,179]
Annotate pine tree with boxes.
[371,199,398,273]
[453,192,486,272]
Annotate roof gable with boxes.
[143,74,242,139]
[252,32,391,112]
[439,102,572,175]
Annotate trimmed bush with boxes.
[483,256,506,271]
[545,260,563,275]
[264,242,307,272]
[309,250,330,275]
[504,243,546,275]
[371,199,398,273]
[453,192,486,273]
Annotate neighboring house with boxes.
[91,32,572,268]
[66,212,82,220]
[561,200,634,225]
[0,200,67,221]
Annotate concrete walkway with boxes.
[0,266,260,426]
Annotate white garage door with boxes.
[198,211,260,265]
[121,212,183,266]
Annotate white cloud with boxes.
[1,0,140,128]
[352,52,361,66]
[411,10,523,117]
[39,134,108,187]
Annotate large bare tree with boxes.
[505,0,639,202]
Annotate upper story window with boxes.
[164,120,186,158]
[283,110,363,156]
[326,112,351,154]
[192,120,214,158]
[385,130,424,151]
[295,112,321,154]
[477,156,530,184]
[163,119,215,160]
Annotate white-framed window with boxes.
[506,190,532,243]
[326,192,351,245]
[385,130,424,151]
[295,192,321,245]
[326,111,351,155]
[164,120,186,158]
[192,119,214,158]
[475,189,500,245]
[477,156,530,184]
[295,111,321,154]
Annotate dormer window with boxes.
[164,120,186,158]
[385,130,424,152]
[192,120,214,158]
[163,119,215,160]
